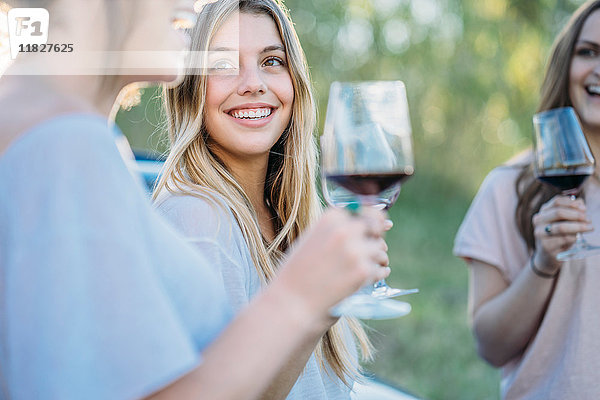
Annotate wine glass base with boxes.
[557,243,600,261]
[331,294,411,320]
[371,287,419,299]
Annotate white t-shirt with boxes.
[0,114,232,400]
[156,188,357,399]
[454,161,600,399]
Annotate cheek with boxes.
[273,76,295,125]
[569,61,585,102]
[281,77,295,108]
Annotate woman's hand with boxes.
[532,195,593,274]
[275,207,390,328]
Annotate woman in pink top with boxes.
[454,1,600,398]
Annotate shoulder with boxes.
[154,186,238,241]
[0,79,97,157]
[155,187,232,223]
[475,153,531,205]
[454,155,531,279]
[0,113,139,211]
[2,113,116,167]
[479,167,520,195]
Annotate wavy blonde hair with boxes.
[153,0,372,385]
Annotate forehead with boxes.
[211,11,283,49]
[578,9,600,42]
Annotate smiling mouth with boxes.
[586,85,600,96]
[229,108,273,120]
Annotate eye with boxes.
[575,47,599,58]
[210,59,237,71]
[263,56,285,67]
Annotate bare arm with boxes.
[145,282,328,400]
[258,224,391,400]
[145,208,389,400]
[468,259,556,367]
[468,195,592,367]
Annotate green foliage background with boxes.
[117,0,588,398]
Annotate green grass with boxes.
[361,171,500,400]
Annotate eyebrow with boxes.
[575,40,600,48]
[208,44,286,53]
[261,45,285,53]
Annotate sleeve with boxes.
[1,121,221,400]
[156,194,256,311]
[453,167,530,282]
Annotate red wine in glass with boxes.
[536,167,593,194]
[326,172,413,197]
[533,107,600,261]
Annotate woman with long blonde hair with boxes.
[154,0,384,398]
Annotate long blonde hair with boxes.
[153,0,372,384]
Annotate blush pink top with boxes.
[454,157,600,399]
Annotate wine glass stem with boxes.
[566,194,589,246]
[575,232,587,247]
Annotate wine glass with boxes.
[321,80,417,319]
[533,106,600,261]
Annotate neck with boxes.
[224,154,276,242]
[228,156,269,210]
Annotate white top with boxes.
[0,114,232,400]
[454,160,600,399]
[156,188,356,399]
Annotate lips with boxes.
[225,103,276,121]
[230,107,273,120]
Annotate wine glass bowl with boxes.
[532,106,600,260]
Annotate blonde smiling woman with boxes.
[154,0,388,398]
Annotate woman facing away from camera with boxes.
[454,1,600,398]
[153,1,389,398]
[0,1,390,399]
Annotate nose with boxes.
[237,64,267,96]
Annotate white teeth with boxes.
[231,108,272,120]
[588,85,600,95]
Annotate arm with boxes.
[146,208,389,400]
[258,219,391,400]
[258,223,391,400]
[468,195,592,367]
[468,258,556,367]
[257,321,332,400]
[145,282,328,400]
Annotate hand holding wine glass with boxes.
[532,106,600,261]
